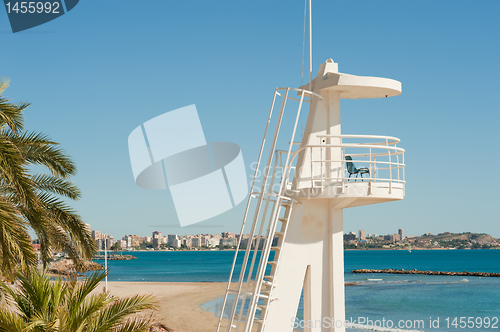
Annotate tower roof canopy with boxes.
[300,59,402,99]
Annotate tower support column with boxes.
[261,200,345,332]
[329,206,345,331]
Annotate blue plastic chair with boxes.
[345,156,369,181]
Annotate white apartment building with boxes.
[192,237,201,247]
[168,234,178,247]
[206,238,219,248]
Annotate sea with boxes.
[96,250,500,331]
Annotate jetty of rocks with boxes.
[48,259,104,276]
[351,268,499,277]
[95,254,137,260]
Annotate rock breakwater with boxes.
[95,254,137,260]
[48,259,104,276]
[351,268,500,277]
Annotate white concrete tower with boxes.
[260,60,403,332]
[216,58,405,332]
[216,6,405,332]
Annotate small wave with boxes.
[423,280,470,285]
[354,280,415,285]
[346,322,426,332]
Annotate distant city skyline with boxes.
[85,223,499,252]
[38,224,498,254]
[2,1,499,238]
[87,222,500,244]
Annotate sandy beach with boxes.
[102,281,228,332]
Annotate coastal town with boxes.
[34,225,498,278]
[343,229,500,250]
[38,225,498,253]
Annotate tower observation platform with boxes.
[216,59,406,332]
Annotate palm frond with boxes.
[0,78,9,94]
[0,197,37,276]
[87,294,156,332]
[68,291,110,332]
[0,136,38,210]
[31,174,81,200]
[16,268,54,317]
[113,317,155,332]
[1,130,76,178]
[37,193,96,262]
[0,80,25,132]
[67,270,107,314]
[0,311,24,332]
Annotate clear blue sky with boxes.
[1,0,499,239]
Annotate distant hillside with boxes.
[344,232,499,250]
[410,232,499,249]
[416,232,497,243]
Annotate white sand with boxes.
[102,282,230,332]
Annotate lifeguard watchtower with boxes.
[216,7,405,332]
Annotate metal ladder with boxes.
[216,87,317,332]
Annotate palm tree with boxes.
[0,267,156,332]
[111,242,121,253]
[0,78,96,277]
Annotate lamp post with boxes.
[104,238,108,291]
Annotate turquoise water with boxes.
[97,250,500,331]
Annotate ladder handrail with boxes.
[275,86,322,101]
[217,87,319,332]
[216,88,278,332]
[244,90,308,332]
[235,152,282,330]
[228,88,290,331]
[250,151,283,285]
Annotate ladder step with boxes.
[257,304,267,311]
[281,202,291,208]
[278,217,288,223]
[267,260,278,266]
[271,246,282,251]
[228,289,269,299]
[275,231,284,237]
[264,275,274,282]
[233,288,272,299]
[269,190,293,202]
[258,291,277,301]
[228,289,253,296]
[232,314,263,326]
[262,280,273,287]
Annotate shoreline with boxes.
[101,247,500,254]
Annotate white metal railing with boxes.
[278,134,405,195]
